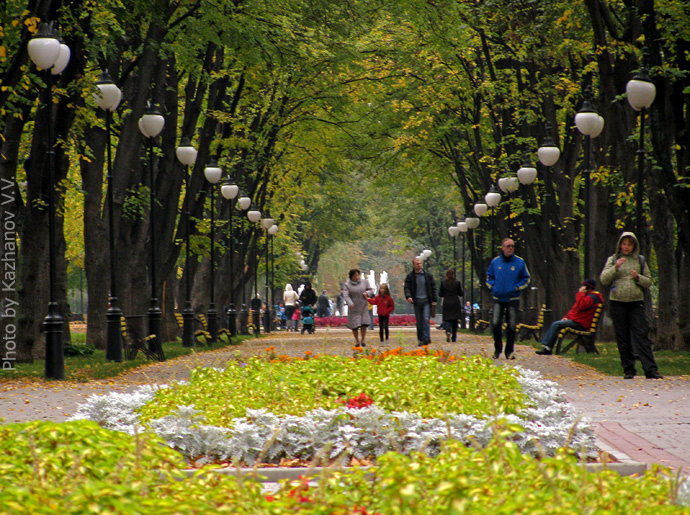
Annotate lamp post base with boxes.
[147,299,164,360]
[44,302,64,380]
[263,307,272,334]
[106,297,123,362]
[182,301,195,347]
[207,304,218,345]
[239,304,249,335]
[542,308,553,334]
[252,308,261,336]
[227,304,237,336]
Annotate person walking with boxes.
[439,269,463,343]
[342,269,374,346]
[299,282,317,308]
[535,279,603,355]
[367,283,395,342]
[486,238,531,359]
[317,290,330,317]
[404,257,437,346]
[600,232,662,379]
[283,284,299,332]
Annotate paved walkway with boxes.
[1,327,689,471]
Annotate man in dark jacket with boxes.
[299,282,317,307]
[404,257,437,346]
[486,238,530,359]
[535,279,604,355]
[317,290,330,317]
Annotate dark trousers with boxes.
[378,315,390,341]
[491,300,518,356]
[446,319,458,342]
[609,300,659,376]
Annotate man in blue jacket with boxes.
[486,238,530,360]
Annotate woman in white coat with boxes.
[283,284,300,331]
[342,269,373,346]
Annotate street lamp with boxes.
[221,176,239,335]
[94,70,122,362]
[268,224,279,312]
[485,184,501,258]
[457,219,468,328]
[448,224,459,273]
[204,160,223,344]
[175,137,198,347]
[236,193,251,334]
[261,212,274,333]
[465,216,480,330]
[626,55,656,239]
[517,161,537,186]
[538,122,561,329]
[28,22,71,379]
[575,84,605,278]
[247,208,262,334]
[138,102,165,359]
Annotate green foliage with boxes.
[0,423,682,513]
[0,335,254,381]
[63,342,95,357]
[121,185,149,222]
[138,354,527,426]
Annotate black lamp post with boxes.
[28,22,71,379]
[625,55,656,239]
[485,185,501,258]
[94,70,123,362]
[247,207,262,334]
[203,160,223,344]
[268,224,279,311]
[236,194,251,333]
[175,137,198,347]
[457,219,468,328]
[465,216,480,330]
[261,213,275,333]
[138,102,165,357]
[221,177,239,335]
[448,224,458,274]
[537,122,561,329]
[575,84,605,279]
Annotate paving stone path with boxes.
[1,327,688,471]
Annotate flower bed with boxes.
[315,315,432,327]
[72,349,596,466]
[2,420,688,513]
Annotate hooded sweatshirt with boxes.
[599,231,652,302]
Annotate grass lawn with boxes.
[521,338,690,377]
[0,333,254,382]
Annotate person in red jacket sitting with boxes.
[367,283,395,342]
[536,278,604,355]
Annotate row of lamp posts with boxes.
[27,21,654,377]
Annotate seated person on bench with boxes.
[535,279,603,355]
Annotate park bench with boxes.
[173,312,211,345]
[554,304,603,355]
[120,317,164,361]
[516,304,546,342]
[474,319,490,333]
[196,313,232,344]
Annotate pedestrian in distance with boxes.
[367,283,395,342]
[439,269,463,343]
[300,304,315,334]
[299,281,317,308]
[486,238,531,360]
[404,257,437,346]
[600,231,662,379]
[317,289,330,317]
[535,279,603,355]
[283,284,300,331]
[342,269,374,347]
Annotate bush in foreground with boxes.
[0,421,688,513]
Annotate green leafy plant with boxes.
[138,354,527,426]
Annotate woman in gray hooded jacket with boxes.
[600,232,662,379]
